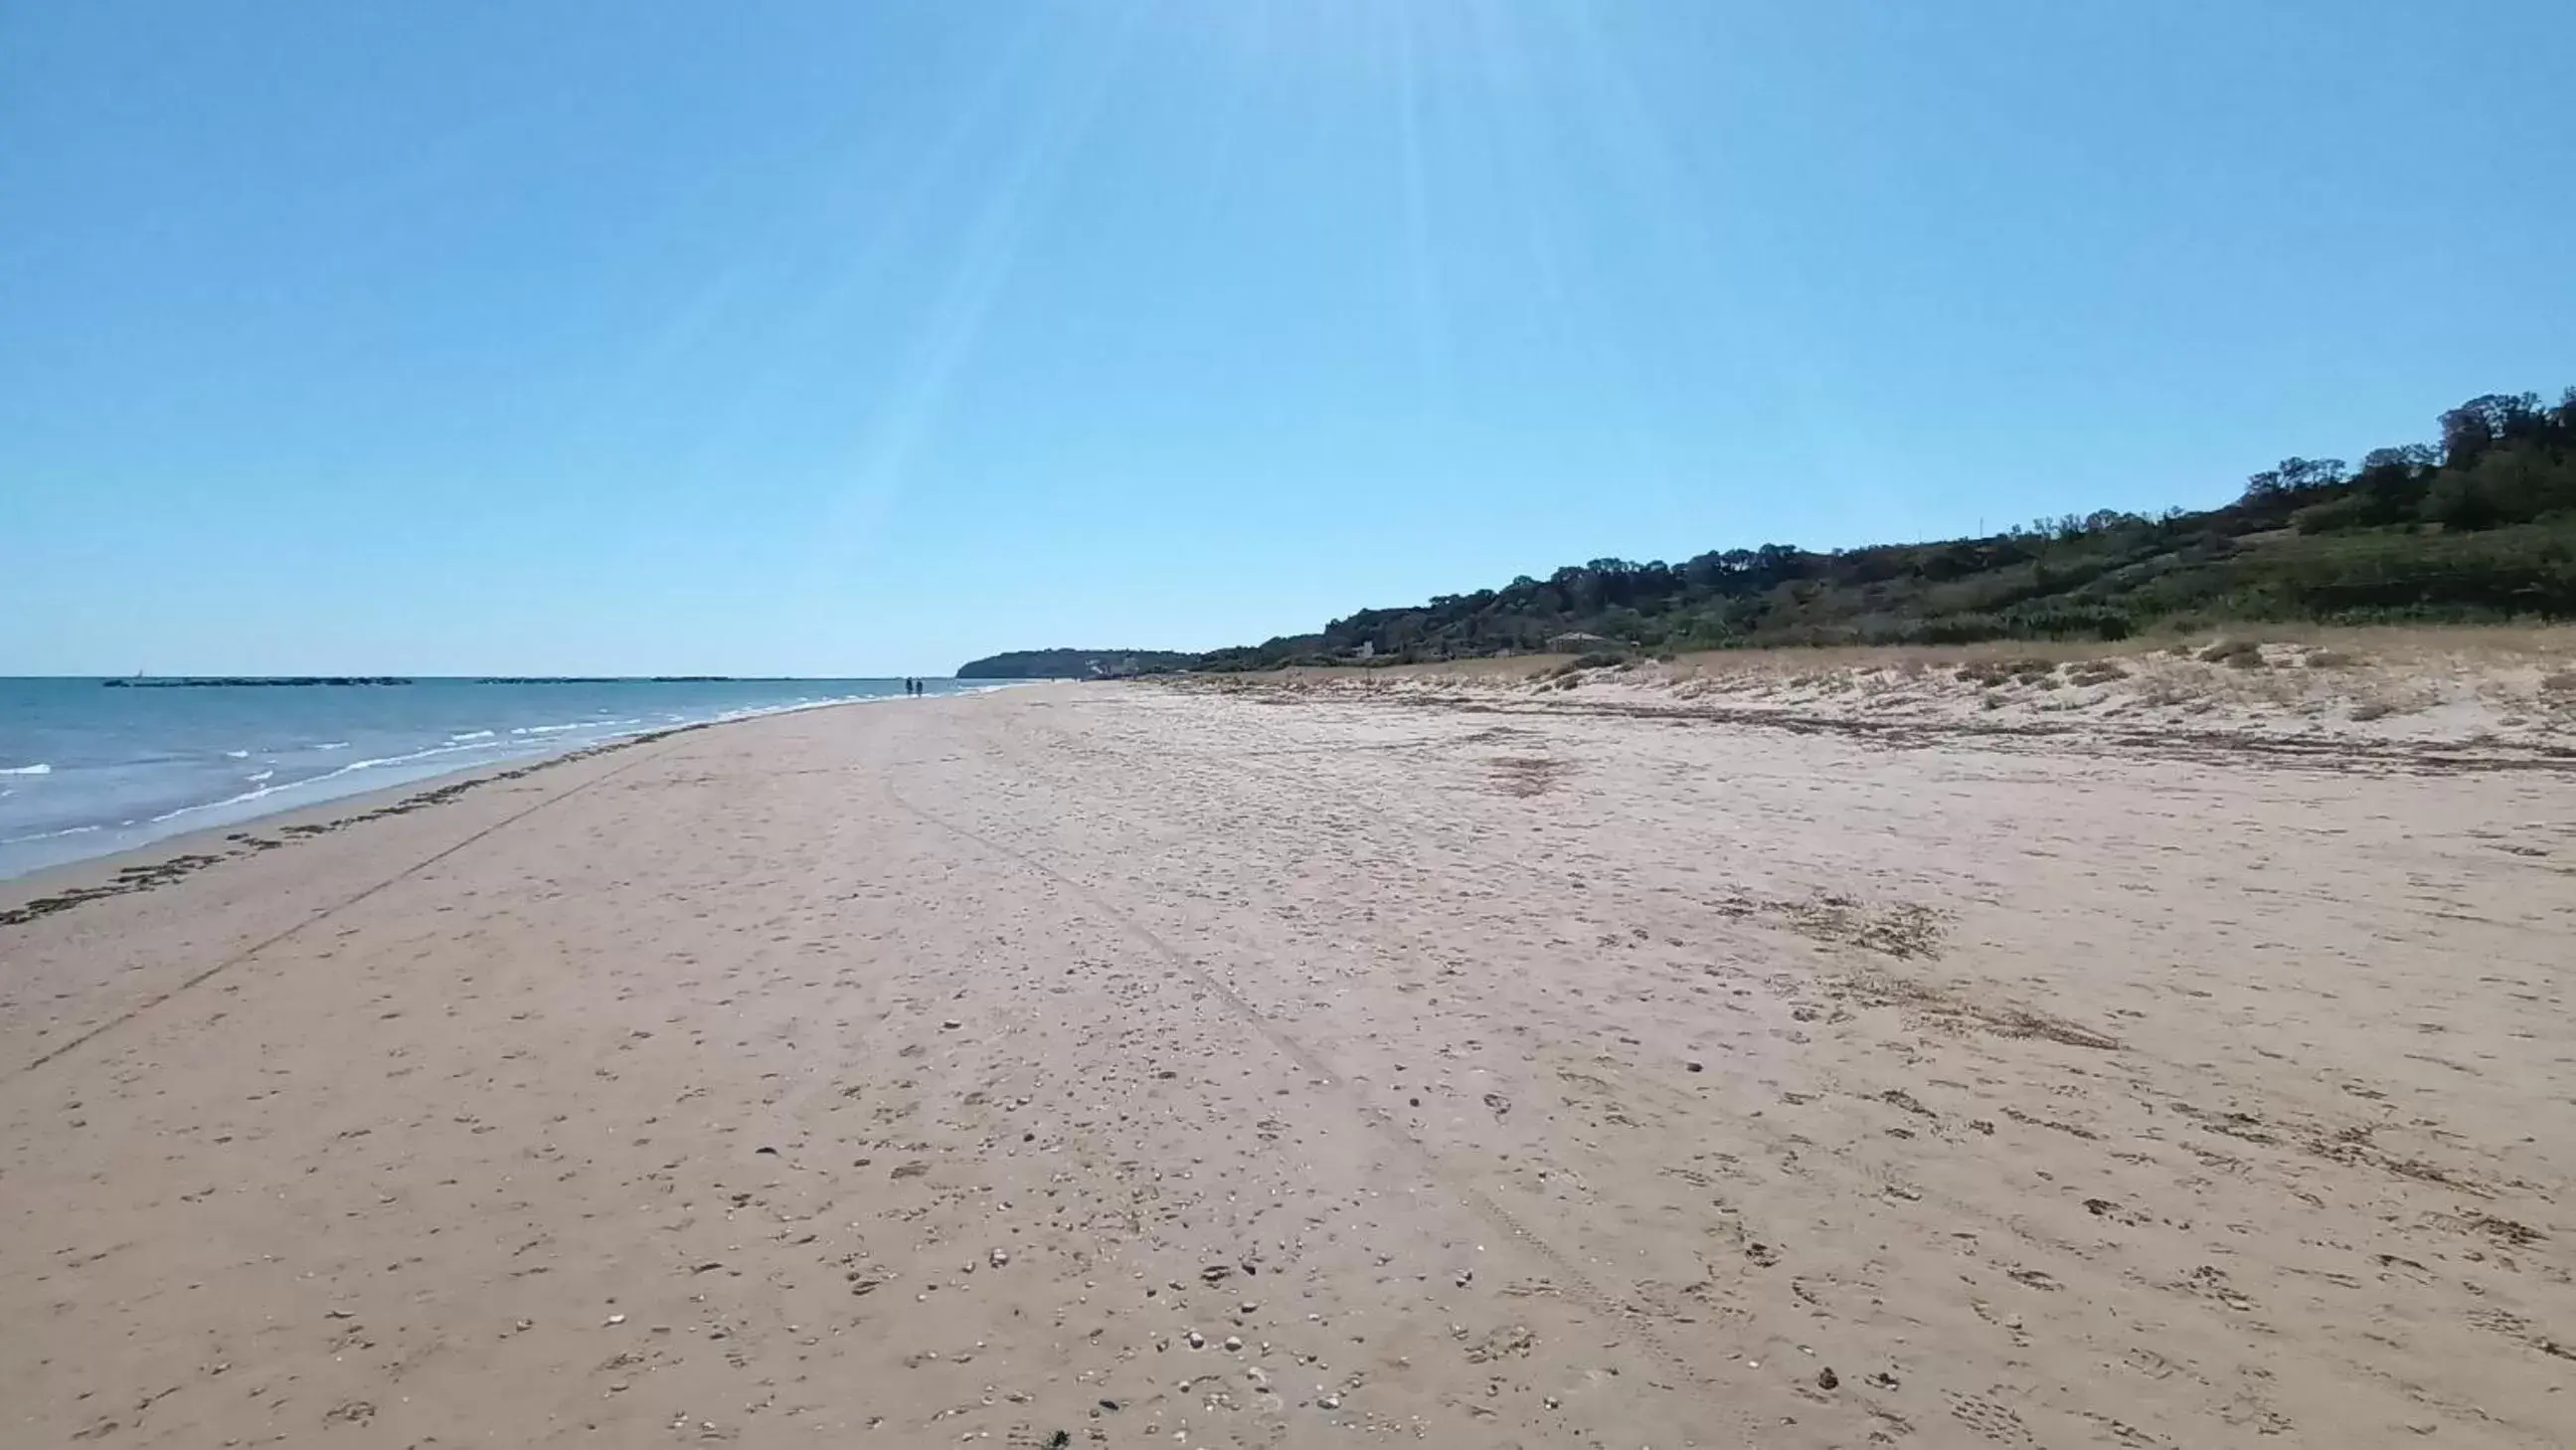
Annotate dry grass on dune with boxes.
[1193,625,2576,746]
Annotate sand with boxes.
[2,679,2570,1447]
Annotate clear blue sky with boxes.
[5,2,2570,675]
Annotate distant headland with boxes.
[955,650,1197,680]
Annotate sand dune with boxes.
[3,681,2570,1447]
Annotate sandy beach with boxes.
[3,676,2571,1448]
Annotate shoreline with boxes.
[0,694,894,928]
[0,725,683,930]
[0,685,990,896]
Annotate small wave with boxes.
[1,822,100,844]
[151,781,292,822]
[316,741,351,751]
[224,749,251,760]
[449,730,496,742]
[0,763,51,776]
[145,738,510,826]
[512,716,648,737]
[246,770,274,783]
[331,741,492,776]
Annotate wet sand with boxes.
[2,682,2571,1447]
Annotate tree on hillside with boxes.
[2241,455,2348,502]
[2440,392,2549,467]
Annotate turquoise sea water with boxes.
[0,677,973,880]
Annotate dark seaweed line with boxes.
[1408,695,2576,776]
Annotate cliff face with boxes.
[954,649,1194,679]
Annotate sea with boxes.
[0,676,979,882]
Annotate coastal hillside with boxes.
[954,648,1197,679]
[1194,388,2576,669]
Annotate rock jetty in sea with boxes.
[102,676,414,688]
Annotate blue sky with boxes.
[5,1,2570,675]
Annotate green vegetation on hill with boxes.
[1195,388,2576,669]
[955,648,1197,679]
